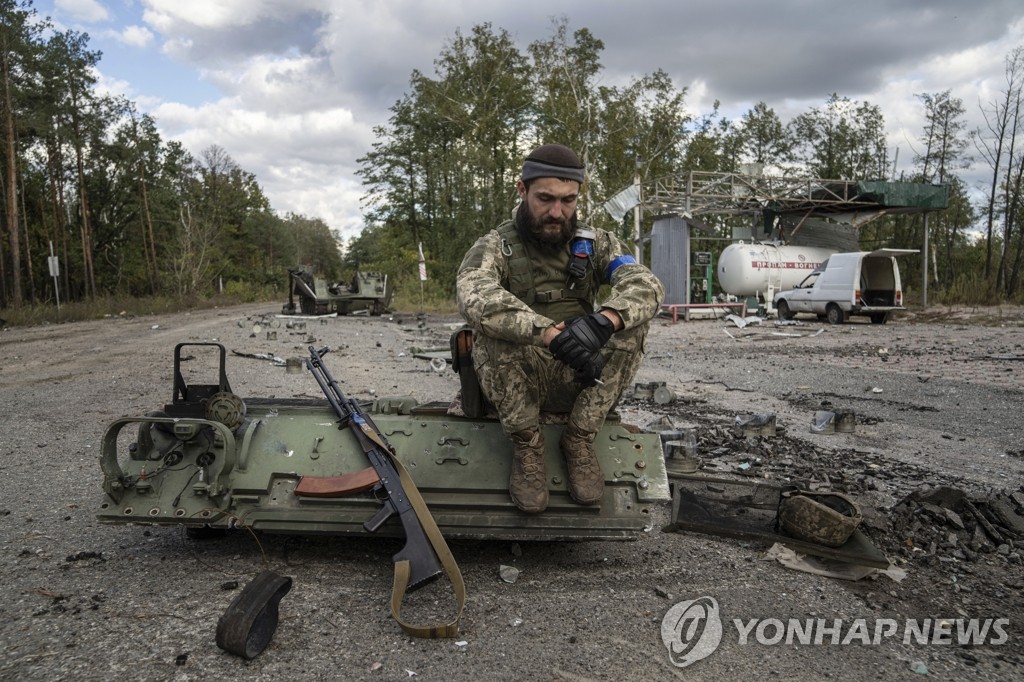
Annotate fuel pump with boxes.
[690,251,712,304]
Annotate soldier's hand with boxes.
[573,352,605,387]
[549,313,614,371]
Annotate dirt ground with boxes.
[1,302,1022,681]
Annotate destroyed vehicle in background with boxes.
[281,267,394,316]
[97,343,669,542]
[772,249,917,325]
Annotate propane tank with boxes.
[717,242,835,298]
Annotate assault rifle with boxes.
[302,345,443,591]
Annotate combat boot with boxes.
[559,422,604,505]
[509,429,548,513]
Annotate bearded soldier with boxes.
[456,143,664,513]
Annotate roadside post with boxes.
[47,241,61,313]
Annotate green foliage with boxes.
[0,290,273,327]
[788,94,889,179]
[389,277,458,313]
[221,279,278,303]
[2,5,1023,309]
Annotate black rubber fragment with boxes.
[215,570,293,659]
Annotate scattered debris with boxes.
[633,381,666,400]
[65,551,105,562]
[761,543,906,582]
[771,328,825,338]
[216,571,293,659]
[653,385,676,405]
[811,410,837,434]
[231,350,286,366]
[811,410,857,434]
[735,413,777,437]
[665,477,890,569]
[499,565,520,584]
[725,314,764,328]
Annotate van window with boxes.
[798,272,819,288]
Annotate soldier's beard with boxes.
[517,203,577,251]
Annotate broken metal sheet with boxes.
[762,543,906,582]
[411,349,452,363]
[725,314,764,328]
[274,312,338,320]
[231,350,286,366]
[664,475,889,569]
[771,329,825,338]
[724,327,825,340]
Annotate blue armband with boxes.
[605,255,637,282]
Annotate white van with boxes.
[772,249,917,324]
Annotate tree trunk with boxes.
[70,107,96,297]
[1,44,22,305]
[17,160,34,301]
[139,157,158,292]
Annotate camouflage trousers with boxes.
[472,325,648,435]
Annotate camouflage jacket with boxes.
[456,220,664,346]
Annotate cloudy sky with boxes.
[40,0,1024,241]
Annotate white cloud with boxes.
[143,0,325,30]
[103,25,155,48]
[151,98,375,239]
[55,0,109,23]
[114,1,1024,236]
[92,68,133,101]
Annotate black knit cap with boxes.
[521,143,585,183]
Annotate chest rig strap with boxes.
[497,221,536,304]
[496,221,596,308]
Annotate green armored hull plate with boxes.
[98,398,669,541]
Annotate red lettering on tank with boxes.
[750,261,822,269]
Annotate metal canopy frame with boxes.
[644,170,942,220]
[636,170,949,307]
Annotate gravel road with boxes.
[1,303,1022,681]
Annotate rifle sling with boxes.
[387,451,466,638]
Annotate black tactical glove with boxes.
[573,352,606,388]
[549,312,615,371]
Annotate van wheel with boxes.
[825,303,845,325]
[870,312,889,324]
[776,300,795,320]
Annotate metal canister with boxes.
[663,431,698,475]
